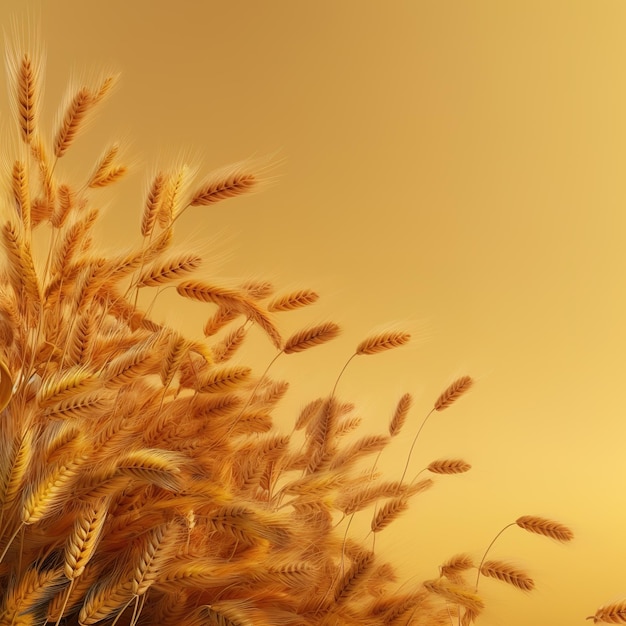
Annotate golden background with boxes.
[0,1,623,624]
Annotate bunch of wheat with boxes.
[0,36,573,626]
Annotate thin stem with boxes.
[474,522,516,591]
[331,353,356,399]
[399,408,434,484]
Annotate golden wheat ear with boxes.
[5,22,45,147]
[53,73,118,158]
[587,601,626,624]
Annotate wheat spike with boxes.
[371,497,410,533]
[356,331,411,355]
[190,164,257,206]
[88,143,127,187]
[434,375,474,411]
[439,554,475,579]
[54,75,117,157]
[427,459,472,475]
[588,601,626,624]
[64,498,109,579]
[267,289,319,312]
[479,560,534,591]
[424,578,485,613]
[21,460,81,524]
[195,366,252,393]
[137,253,202,287]
[283,322,341,354]
[515,515,574,542]
[212,325,247,363]
[389,392,412,437]
[142,172,167,237]
[6,49,42,145]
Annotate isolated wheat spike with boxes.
[0,29,573,626]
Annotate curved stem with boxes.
[331,353,356,399]
[225,350,282,438]
[474,522,516,591]
[399,408,434,484]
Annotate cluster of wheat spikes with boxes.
[0,37,575,626]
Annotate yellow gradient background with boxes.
[0,1,624,624]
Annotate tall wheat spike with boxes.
[0,27,574,626]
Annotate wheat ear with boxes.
[479,560,534,591]
[267,289,319,312]
[515,515,574,542]
[283,322,341,354]
[587,601,626,623]
[189,164,257,206]
[54,75,117,158]
[434,375,474,411]
[427,459,472,475]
